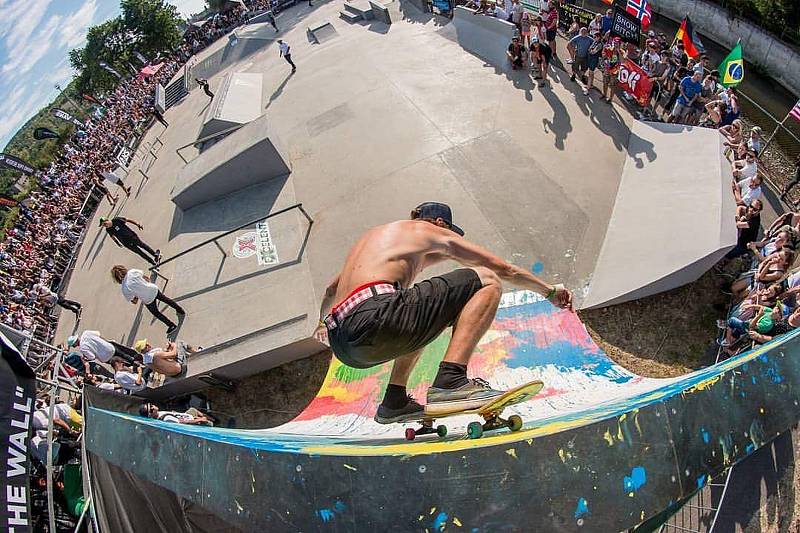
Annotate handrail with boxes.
[175,123,246,164]
[150,202,313,271]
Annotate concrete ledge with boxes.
[308,22,339,43]
[369,1,393,24]
[171,113,291,210]
[198,72,263,140]
[452,6,516,68]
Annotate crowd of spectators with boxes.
[0,59,182,348]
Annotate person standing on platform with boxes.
[278,40,296,72]
[100,217,161,266]
[31,281,82,319]
[111,265,186,335]
[153,107,168,128]
[195,78,214,100]
[96,167,131,197]
[265,10,278,31]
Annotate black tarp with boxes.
[1,330,35,532]
[85,388,240,533]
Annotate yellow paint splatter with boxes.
[558,449,566,462]
[235,500,243,512]
[629,492,635,498]
[526,439,533,446]
[453,517,462,527]
[759,407,765,414]
[418,516,424,521]
[641,510,645,520]
[603,429,614,446]
[632,409,642,435]
[506,448,517,459]
[343,464,357,471]
[430,507,436,515]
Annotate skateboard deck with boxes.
[403,380,544,440]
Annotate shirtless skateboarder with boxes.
[317,202,573,424]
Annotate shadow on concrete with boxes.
[367,20,391,35]
[264,71,294,111]
[711,430,797,531]
[398,0,449,26]
[172,214,312,303]
[81,228,108,270]
[540,82,572,151]
[169,176,289,239]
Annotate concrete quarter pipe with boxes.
[85,290,800,531]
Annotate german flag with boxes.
[675,16,702,58]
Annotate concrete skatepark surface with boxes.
[56,0,634,384]
[58,0,800,530]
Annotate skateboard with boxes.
[403,380,544,441]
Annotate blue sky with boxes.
[0,0,207,150]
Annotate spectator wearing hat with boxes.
[134,338,195,377]
[139,403,213,426]
[101,216,161,266]
[69,330,140,370]
[110,265,185,335]
[601,37,623,103]
[530,35,553,87]
[110,357,146,393]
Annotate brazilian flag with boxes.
[719,41,744,87]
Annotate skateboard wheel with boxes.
[508,415,523,432]
[467,421,483,439]
[405,428,416,441]
[436,425,447,438]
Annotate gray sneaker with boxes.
[426,378,504,415]
[374,397,424,424]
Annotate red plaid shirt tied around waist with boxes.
[324,281,396,329]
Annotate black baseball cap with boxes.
[414,202,464,236]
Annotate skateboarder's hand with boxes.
[549,285,573,310]
[312,324,329,347]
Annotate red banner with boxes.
[616,59,653,106]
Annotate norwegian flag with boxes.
[626,0,652,28]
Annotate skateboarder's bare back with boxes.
[317,203,573,423]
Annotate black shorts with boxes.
[545,28,557,42]
[327,269,483,369]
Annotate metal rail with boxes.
[150,202,312,271]
[175,123,246,164]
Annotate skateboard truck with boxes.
[466,413,523,439]
[405,420,448,441]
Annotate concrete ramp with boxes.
[197,72,263,141]
[582,121,737,309]
[84,291,800,531]
[308,22,339,44]
[451,6,516,67]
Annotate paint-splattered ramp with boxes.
[84,291,800,532]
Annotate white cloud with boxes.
[0,84,54,141]
[2,14,62,74]
[59,0,98,49]
[0,0,52,60]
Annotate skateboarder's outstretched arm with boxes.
[318,272,340,322]
[435,230,572,309]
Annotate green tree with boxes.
[121,0,182,56]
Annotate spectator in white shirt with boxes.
[733,174,763,207]
[111,265,186,335]
[732,151,758,180]
[68,330,140,367]
[111,357,147,393]
[139,403,214,426]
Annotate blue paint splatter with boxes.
[317,509,335,522]
[574,498,589,518]
[433,512,448,531]
[696,475,706,489]
[333,500,346,513]
[746,443,755,454]
[531,261,544,274]
[623,466,647,492]
[752,376,757,385]
[701,428,710,444]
